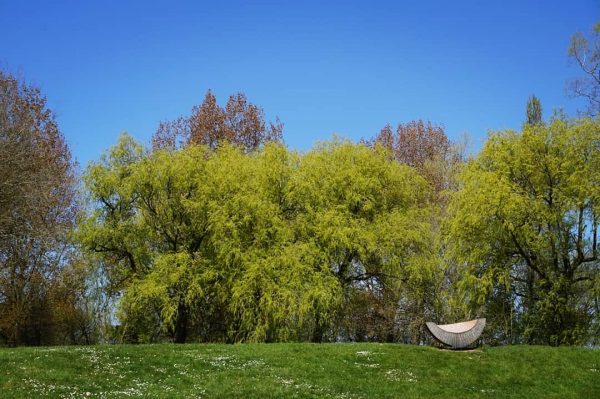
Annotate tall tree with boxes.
[446,117,600,345]
[567,22,600,117]
[0,71,79,345]
[79,137,339,343]
[290,140,441,342]
[526,95,543,126]
[152,90,283,151]
[371,120,463,197]
[80,136,439,343]
[520,94,544,342]
[369,120,463,341]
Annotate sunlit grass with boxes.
[1,343,598,398]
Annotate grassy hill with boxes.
[0,343,598,398]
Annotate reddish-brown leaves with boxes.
[152,90,283,151]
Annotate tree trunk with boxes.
[173,301,188,344]
[312,313,325,343]
[525,267,535,344]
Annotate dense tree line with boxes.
[76,115,599,346]
[77,136,443,343]
[1,21,599,346]
[80,110,600,345]
[1,74,599,347]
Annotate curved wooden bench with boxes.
[425,318,486,349]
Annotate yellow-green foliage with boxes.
[446,117,600,344]
[78,136,439,342]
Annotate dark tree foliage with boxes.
[526,95,543,126]
[152,90,283,151]
[0,71,89,346]
[370,120,463,196]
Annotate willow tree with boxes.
[290,140,442,342]
[80,135,440,343]
[446,117,600,345]
[79,138,340,343]
[79,135,212,343]
[368,121,464,341]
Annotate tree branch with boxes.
[510,231,546,279]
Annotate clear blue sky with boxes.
[1,0,598,167]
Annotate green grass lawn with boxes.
[0,343,598,398]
